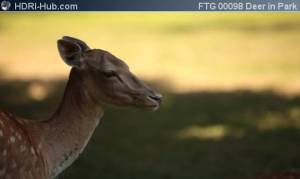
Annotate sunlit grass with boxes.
[257,107,300,131]
[0,13,300,94]
[1,13,300,179]
[177,125,245,140]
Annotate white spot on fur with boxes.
[2,149,7,156]
[30,147,36,155]
[17,133,22,140]
[16,119,24,124]
[10,136,15,143]
[20,145,26,152]
[38,143,42,149]
[0,120,4,127]
[11,160,16,168]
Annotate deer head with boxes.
[57,36,162,110]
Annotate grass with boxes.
[0,13,300,179]
[1,80,300,179]
[0,13,300,93]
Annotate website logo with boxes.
[1,1,11,11]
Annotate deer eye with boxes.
[103,71,124,83]
[103,71,117,78]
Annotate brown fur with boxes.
[0,36,162,179]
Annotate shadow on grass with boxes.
[0,79,300,179]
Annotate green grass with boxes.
[1,13,300,179]
[1,80,300,179]
[63,90,300,179]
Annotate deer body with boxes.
[0,37,162,179]
[0,111,48,179]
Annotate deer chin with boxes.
[133,96,161,111]
[139,103,160,111]
[149,105,160,111]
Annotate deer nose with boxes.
[148,93,163,103]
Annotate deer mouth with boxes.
[147,95,162,104]
[145,94,162,110]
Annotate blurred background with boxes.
[0,13,300,179]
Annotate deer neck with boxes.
[41,68,104,178]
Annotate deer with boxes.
[0,36,162,179]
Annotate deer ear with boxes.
[57,39,83,68]
[62,36,90,51]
